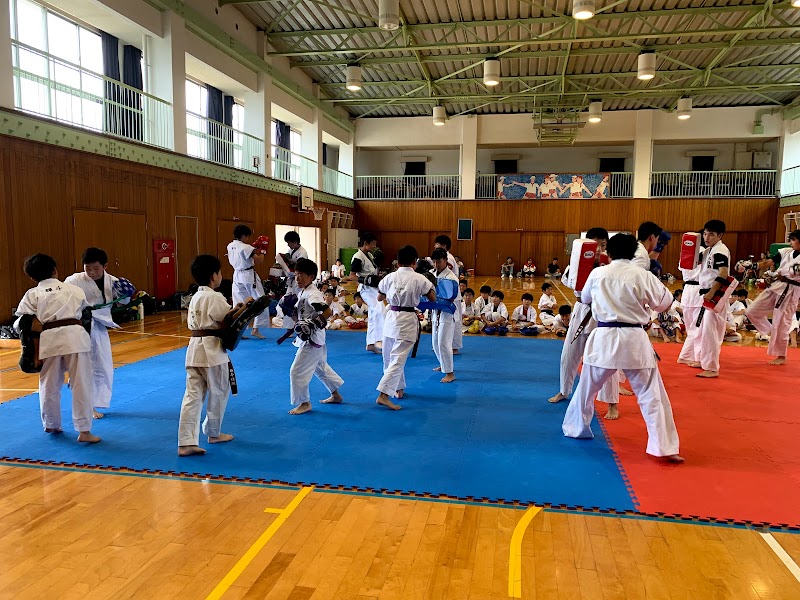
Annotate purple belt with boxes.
[597,321,644,328]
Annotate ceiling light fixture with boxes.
[573,0,595,20]
[378,0,400,31]
[588,101,603,123]
[483,59,500,86]
[638,51,656,80]
[677,97,692,120]
[345,65,362,91]
[433,106,446,126]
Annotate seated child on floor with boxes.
[791,307,799,349]
[462,288,482,332]
[481,290,508,332]
[518,258,536,278]
[538,283,557,327]
[728,291,747,331]
[475,285,491,314]
[327,276,349,307]
[349,292,368,321]
[548,304,572,337]
[324,289,347,329]
[500,257,515,278]
[545,257,562,278]
[657,305,683,342]
[511,293,541,332]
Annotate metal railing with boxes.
[11,40,173,150]
[476,174,497,199]
[322,165,353,198]
[781,166,800,197]
[356,175,461,199]
[272,145,317,188]
[651,170,776,198]
[186,111,263,173]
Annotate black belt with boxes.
[541,309,554,315]
[390,306,416,312]
[780,277,800,287]
[597,321,644,328]
[699,288,710,294]
[684,281,699,286]
[42,318,81,331]
[776,277,800,308]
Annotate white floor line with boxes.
[761,532,800,583]
[550,280,574,307]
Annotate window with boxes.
[185,79,208,160]
[494,159,517,174]
[404,161,425,176]
[271,120,303,182]
[692,156,715,171]
[599,157,626,172]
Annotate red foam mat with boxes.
[601,343,800,526]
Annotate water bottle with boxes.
[138,303,145,321]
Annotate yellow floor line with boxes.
[205,486,314,600]
[508,505,542,598]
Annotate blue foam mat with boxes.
[0,329,635,510]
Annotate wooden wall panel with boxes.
[778,205,800,242]
[357,198,779,276]
[0,136,354,318]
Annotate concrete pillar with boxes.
[777,119,800,197]
[0,0,14,110]
[459,115,478,199]
[244,73,272,176]
[149,11,187,153]
[301,101,323,189]
[633,110,654,199]
[338,134,355,198]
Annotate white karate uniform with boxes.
[474,296,488,315]
[351,248,385,346]
[64,271,128,409]
[677,264,703,365]
[550,315,570,334]
[727,300,746,330]
[482,301,509,323]
[562,260,679,457]
[431,267,459,374]
[331,264,346,279]
[445,251,464,351]
[538,294,557,327]
[377,268,434,397]
[695,241,731,372]
[227,239,269,330]
[289,284,344,406]
[632,242,651,271]
[511,304,538,329]
[746,247,800,357]
[179,286,232,446]
[350,303,368,319]
[16,279,93,433]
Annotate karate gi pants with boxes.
[359,286,385,346]
[289,344,343,406]
[562,365,680,457]
[452,304,463,351]
[559,303,619,403]
[432,311,455,374]
[178,364,230,446]
[747,284,800,358]
[677,306,701,364]
[697,309,726,373]
[40,352,93,433]
[377,337,414,397]
[233,277,270,329]
[90,323,113,409]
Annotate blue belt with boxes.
[597,321,644,328]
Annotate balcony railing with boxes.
[322,165,353,198]
[651,170,776,198]
[476,174,497,199]
[356,175,461,200]
[11,41,172,150]
[186,111,263,173]
[272,145,317,188]
[781,166,800,197]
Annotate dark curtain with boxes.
[322,142,328,167]
[222,95,235,166]
[101,32,121,135]
[274,119,291,179]
[121,45,143,141]
[206,85,227,164]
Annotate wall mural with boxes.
[497,173,610,199]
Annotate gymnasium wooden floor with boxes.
[1,276,798,600]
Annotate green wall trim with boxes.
[780,195,800,207]
[0,109,354,207]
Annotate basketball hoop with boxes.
[312,206,326,221]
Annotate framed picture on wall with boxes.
[457,218,473,241]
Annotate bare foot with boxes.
[768,357,787,366]
[548,392,567,403]
[208,433,234,443]
[321,390,343,404]
[178,445,206,456]
[376,394,401,410]
[433,366,442,372]
[396,389,404,399]
[289,402,312,415]
[77,432,101,443]
[697,370,719,378]
[604,404,620,420]
[44,427,63,434]
[366,344,376,353]
[619,388,634,396]
[251,330,266,340]
[677,359,700,367]
[665,454,685,463]
[453,349,460,355]
[441,373,455,383]
[92,410,104,419]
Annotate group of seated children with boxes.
[500,257,538,278]
[460,282,572,336]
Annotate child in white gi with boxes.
[349,293,368,321]
[481,291,509,328]
[430,248,459,383]
[376,245,436,410]
[324,289,347,329]
[331,259,346,279]
[64,247,130,419]
[549,305,572,336]
[511,293,540,332]
[178,255,235,456]
[327,276,349,306]
[288,258,345,415]
[790,308,799,349]
[562,234,683,462]
[475,286,491,314]
[538,283,558,327]
[746,229,800,364]
[16,254,100,443]
[349,233,384,354]
[461,288,482,332]
[227,225,269,338]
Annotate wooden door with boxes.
[377,231,430,268]
[217,219,254,280]
[520,231,564,273]
[475,232,521,276]
[175,216,199,291]
[73,209,115,273]
[111,212,147,293]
